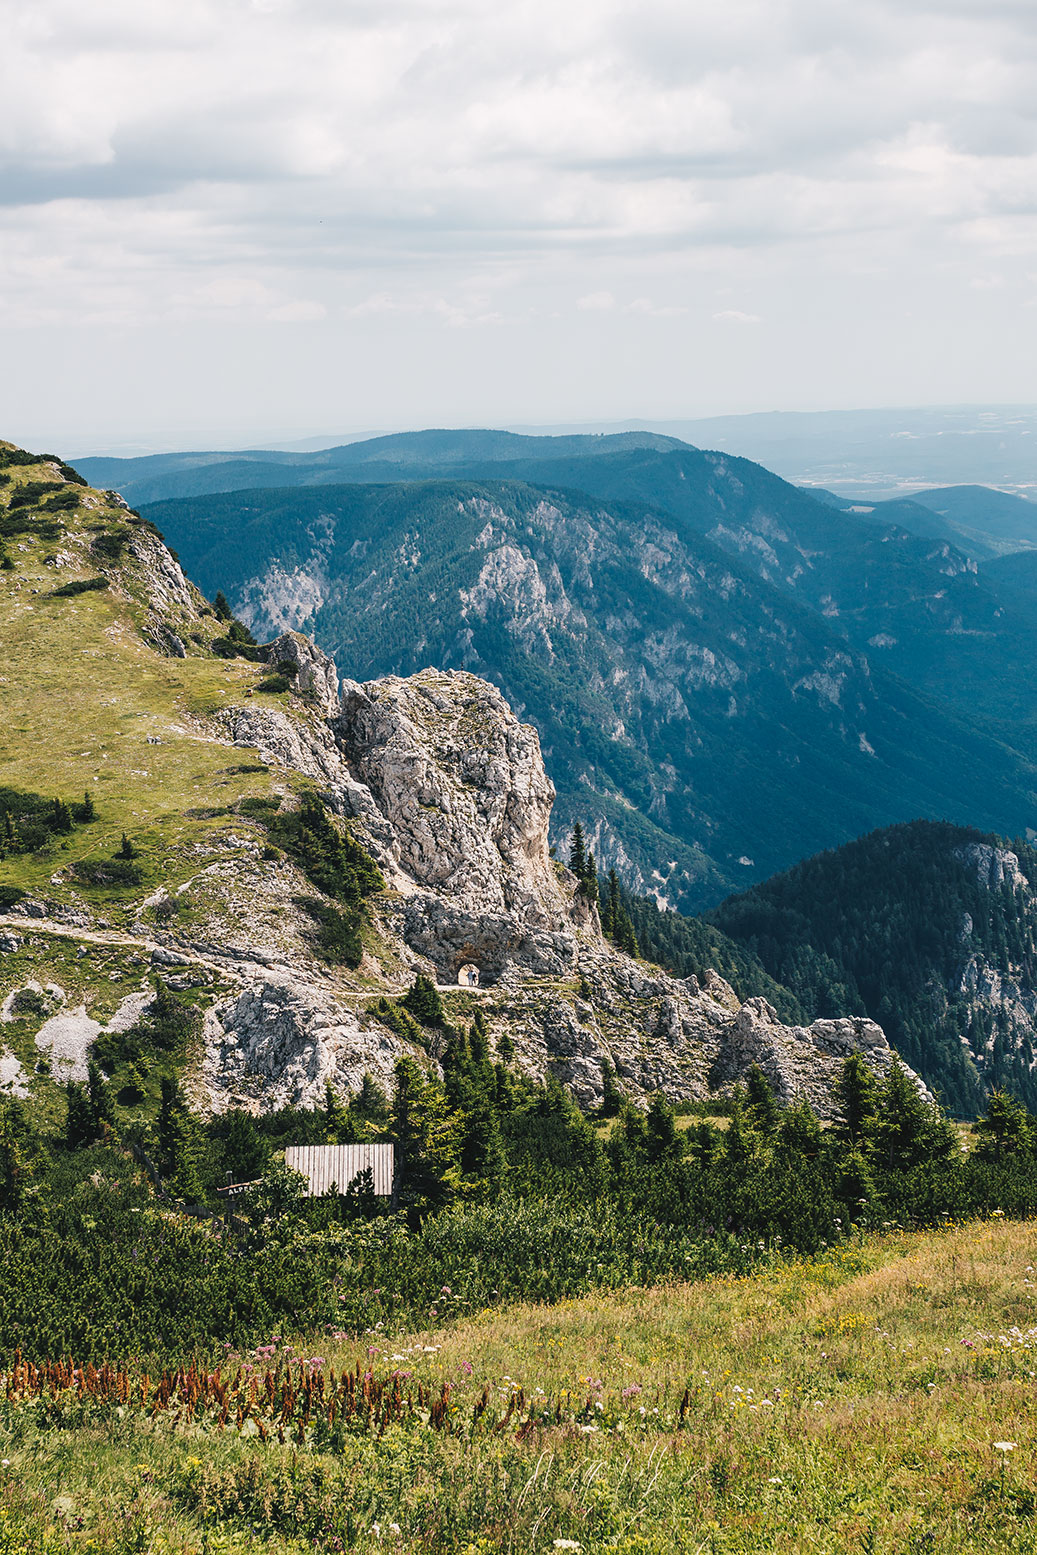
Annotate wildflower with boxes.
[993,1442,1016,1453]
[768,1477,782,1485]
[553,1543,583,1552]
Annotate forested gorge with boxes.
[708,820,1037,1115]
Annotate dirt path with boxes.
[0,915,249,983]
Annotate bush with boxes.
[256,675,292,694]
[49,576,108,598]
[72,859,143,887]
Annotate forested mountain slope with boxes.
[141,477,1037,912]
[709,819,1037,1115]
[124,429,1037,759]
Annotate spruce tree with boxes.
[745,1065,780,1134]
[220,1109,270,1182]
[569,822,587,881]
[835,1053,879,1147]
[352,1072,390,1127]
[65,1082,96,1150]
[391,1056,462,1218]
[402,973,446,1027]
[599,1058,623,1118]
[87,1059,115,1134]
[51,798,73,834]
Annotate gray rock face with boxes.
[708,997,931,1110]
[262,631,340,717]
[202,975,401,1112]
[334,668,583,981]
[192,633,911,1118]
[956,841,1028,892]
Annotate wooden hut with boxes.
[283,1142,395,1198]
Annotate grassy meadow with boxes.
[1,1219,1035,1553]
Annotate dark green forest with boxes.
[709,819,1037,1116]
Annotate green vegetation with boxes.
[709,819,1037,1115]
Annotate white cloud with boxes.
[1,0,1036,440]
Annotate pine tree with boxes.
[391,1057,462,1217]
[213,590,233,621]
[65,1082,96,1150]
[352,1072,390,1127]
[77,790,96,823]
[645,1091,682,1163]
[0,1101,25,1212]
[323,1080,349,1142]
[974,1089,1033,1163]
[402,973,446,1027]
[835,1054,879,1147]
[220,1109,270,1182]
[569,822,587,881]
[745,1065,780,1134]
[117,833,138,860]
[87,1059,115,1134]
[50,798,73,834]
[599,1058,623,1118]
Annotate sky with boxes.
[3,0,1037,452]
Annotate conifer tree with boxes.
[352,1072,390,1127]
[975,1088,1032,1163]
[87,1059,115,1134]
[64,1082,96,1150]
[835,1053,879,1147]
[598,1058,623,1118]
[220,1109,270,1182]
[569,822,587,881]
[0,1101,25,1212]
[51,798,73,834]
[402,973,446,1027]
[323,1080,349,1142]
[391,1057,462,1217]
[745,1065,780,1134]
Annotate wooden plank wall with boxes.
[284,1142,395,1197]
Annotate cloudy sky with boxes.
[3,0,1037,451]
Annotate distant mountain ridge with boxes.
[140,472,1037,912]
[75,429,691,506]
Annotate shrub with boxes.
[256,675,292,694]
[49,576,108,598]
[72,858,143,887]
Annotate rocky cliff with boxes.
[0,442,920,1123]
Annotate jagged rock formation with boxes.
[195,639,922,1118]
[0,440,920,1122]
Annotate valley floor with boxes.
[2,1220,1036,1552]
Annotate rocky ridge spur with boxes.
[197,630,920,1117]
